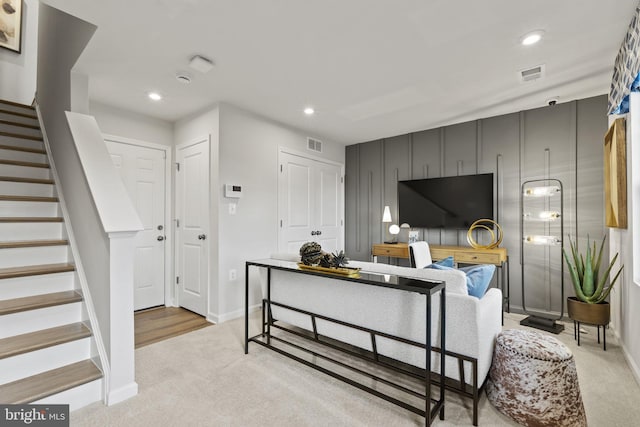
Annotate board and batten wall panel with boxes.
[521,102,577,315]
[411,129,441,244]
[443,121,478,246]
[383,135,411,229]
[345,95,608,314]
[345,145,360,260]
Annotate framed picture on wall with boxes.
[0,0,22,53]
[604,117,627,228]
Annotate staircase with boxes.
[0,99,103,409]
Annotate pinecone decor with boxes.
[299,242,323,265]
[331,250,349,268]
[319,253,333,268]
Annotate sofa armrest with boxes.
[445,288,502,384]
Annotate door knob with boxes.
[157,236,165,241]
[311,231,317,236]
[316,230,322,236]
[198,234,207,240]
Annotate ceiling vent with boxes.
[307,137,322,153]
[519,64,545,82]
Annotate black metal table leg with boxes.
[245,263,249,354]
[267,267,272,345]
[439,287,446,420]
[425,293,432,424]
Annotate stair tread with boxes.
[0,323,91,360]
[0,360,101,404]
[0,118,40,130]
[0,263,75,280]
[0,290,82,316]
[0,195,58,202]
[0,99,35,110]
[0,176,54,185]
[0,159,49,168]
[0,143,46,154]
[0,108,38,120]
[0,131,43,141]
[0,240,68,249]
[0,217,63,222]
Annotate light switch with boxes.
[229,203,237,215]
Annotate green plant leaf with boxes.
[583,243,594,297]
[563,248,588,302]
[593,235,607,284]
[591,265,624,303]
[588,253,621,303]
[570,237,584,281]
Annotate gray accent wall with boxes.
[345,95,608,314]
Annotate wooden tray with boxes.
[297,263,361,277]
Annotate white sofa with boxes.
[260,254,502,424]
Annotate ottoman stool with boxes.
[486,329,587,427]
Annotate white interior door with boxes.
[106,140,166,310]
[175,137,210,316]
[278,151,344,254]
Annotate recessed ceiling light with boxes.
[148,92,162,101]
[304,107,315,115]
[521,30,544,46]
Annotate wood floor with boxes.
[134,306,211,349]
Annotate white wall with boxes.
[217,104,344,321]
[90,101,173,146]
[610,92,640,385]
[0,0,38,104]
[174,103,345,322]
[36,4,112,348]
[174,105,220,320]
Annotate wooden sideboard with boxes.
[371,243,510,312]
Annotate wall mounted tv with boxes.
[398,173,494,229]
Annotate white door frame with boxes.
[103,134,175,306]
[277,147,345,251]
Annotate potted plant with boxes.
[562,235,623,325]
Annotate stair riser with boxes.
[0,201,59,217]
[0,103,35,115]
[0,148,47,163]
[0,338,91,385]
[0,134,43,147]
[0,271,74,300]
[0,111,38,125]
[33,378,103,411]
[0,302,83,339]
[0,164,51,180]
[0,222,63,240]
[0,123,41,137]
[0,181,54,197]
[0,246,70,269]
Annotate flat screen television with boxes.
[398,173,494,229]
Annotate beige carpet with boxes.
[71,312,640,426]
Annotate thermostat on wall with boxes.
[224,184,243,198]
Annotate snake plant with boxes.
[562,235,623,304]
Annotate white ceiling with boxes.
[44,0,638,145]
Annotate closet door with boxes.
[278,151,343,254]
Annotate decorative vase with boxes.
[567,296,610,325]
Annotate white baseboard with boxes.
[106,381,138,406]
[610,326,640,387]
[208,304,261,324]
